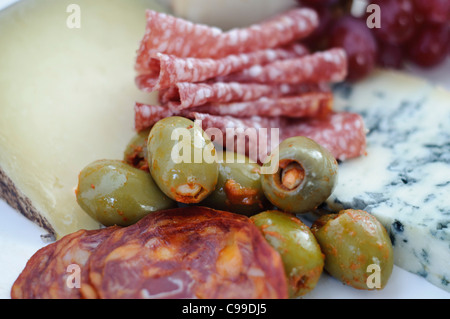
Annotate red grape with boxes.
[369,0,418,45]
[414,0,450,24]
[406,23,450,68]
[302,6,335,50]
[377,42,404,69]
[329,16,378,81]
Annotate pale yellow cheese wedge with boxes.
[0,0,162,238]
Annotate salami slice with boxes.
[11,227,119,299]
[135,8,318,73]
[134,89,332,131]
[83,207,288,299]
[136,44,308,91]
[159,82,330,110]
[135,103,174,132]
[281,111,367,161]
[191,111,366,162]
[217,48,348,84]
[190,92,333,118]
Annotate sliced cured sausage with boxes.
[134,84,332,131]
[190,92,333,118]
[136,44,308,91]
[82,207,288,299]
[11,227,119,299]
[159,82,330,110]
[217,48,348,84]
[135,8,318,73]
[281,111,367,161]
[134,103,174,132]
[191,111,366,162]
[134,92,331,132]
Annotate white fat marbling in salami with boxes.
[135,8,318,73]
[217,48,347,84]
[159,82,330,110]
[134,90,332,131]
[191,111,366,162]
[134,103,175,131]
[189,92,333,118]
[135,44,308,91]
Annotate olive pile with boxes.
[76,116,393,296]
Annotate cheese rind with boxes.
[0,0,162,238]
[325,70,450,292]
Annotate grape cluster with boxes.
[298,0,450,81]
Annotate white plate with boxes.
[0,0,449,299]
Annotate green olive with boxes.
[147,116,219,203]
[261,136,338,214]
[123,128,151,171]
[76,159,176,226]
[311,209,394,290]
[201,151,270,216]
[251,210,324,297]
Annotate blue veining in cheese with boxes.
[324,70,450,292]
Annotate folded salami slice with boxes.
[83,207,288,299]
[190,92,333,118]
[159,82,330,110]
[134,102,275,132]
[191,112,366,162]
[11,227,120,299]
[282,111,367,161]
[218,48,348,84]
[135,8,318,73]
[134,89,332,131]
[135,103,174,132]
[136,44,308,91]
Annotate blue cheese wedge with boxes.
[325,70,450,292]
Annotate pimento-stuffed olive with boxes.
[261,136,338,214]
[201,151,270,216]
[311,209,394,290]
[76,159,176,226]
[123,128,150,171]
[251,210,324,297]
[147,116,219,203]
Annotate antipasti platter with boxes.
[0,0,449,299]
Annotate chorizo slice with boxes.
[11,226,119,299]
[83,207,288,299]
